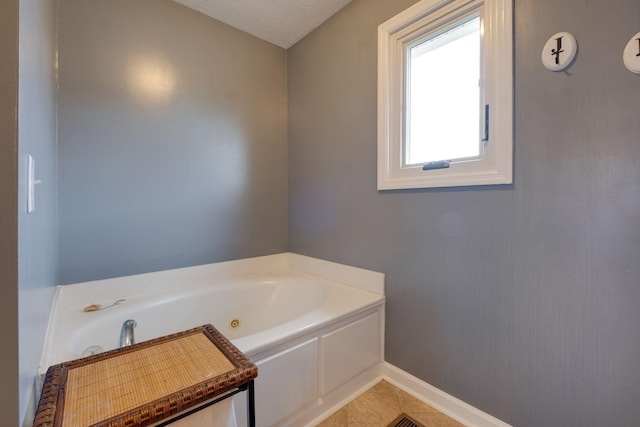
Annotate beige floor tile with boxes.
[393,386,439,414]
[354,385,401,418]
[316,407,348,427]
[370,380,401,397]
[313,380,463,427]
[346,399,393,426]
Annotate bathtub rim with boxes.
[52,253,384,306]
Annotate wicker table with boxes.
[34,324,258,427]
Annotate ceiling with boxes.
[172,0,353,49]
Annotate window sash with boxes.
[404,13,482,166]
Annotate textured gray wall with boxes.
[0,0,21,425]
[17,0,59,422]
[58,0,288,283]
[288,0,640,426]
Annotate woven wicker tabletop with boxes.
[34,324,257,427]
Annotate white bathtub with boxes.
[40,253,385,427]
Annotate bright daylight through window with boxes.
[407,16,480,165]
[378,0,513,190]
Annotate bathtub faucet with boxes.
[119,319,137,347]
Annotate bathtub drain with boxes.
[229,319,240,329]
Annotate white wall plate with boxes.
[27,154,42,214]
[542,32,578,71]
[623,32,640,74]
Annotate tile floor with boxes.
[316,380,464,427]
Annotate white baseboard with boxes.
[382,363,511,427]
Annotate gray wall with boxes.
[17,0,59,422]
[0,0,21,425]
[58,0,288,284]
[288,0,640,426]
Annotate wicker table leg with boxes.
[247,380,255,427]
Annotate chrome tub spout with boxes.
[119,319,137,347]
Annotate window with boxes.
[378,0,513,190]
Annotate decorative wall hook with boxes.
[623,32,640,74]
[542,32,578,71]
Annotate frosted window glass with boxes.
[406,17,481,165]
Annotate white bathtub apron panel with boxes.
[321,312,381,394]
[254,339,319,426]
[159,400,236,427]
[233,309,383,427]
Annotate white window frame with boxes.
[377,0,513,190]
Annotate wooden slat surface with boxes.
[62,333,234,427]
